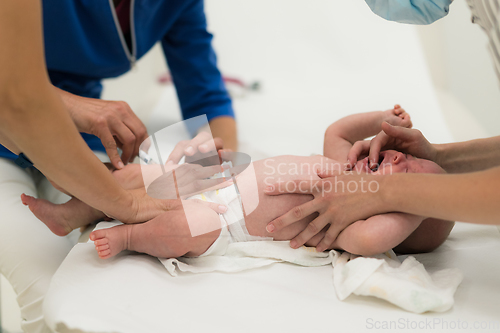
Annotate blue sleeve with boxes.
[161,0,234,121]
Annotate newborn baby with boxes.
[22,105,454,259]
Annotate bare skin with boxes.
[24,106,454,259]
[89,152,450,259]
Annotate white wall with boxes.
[103,0,500,149]
[417,0,500,139]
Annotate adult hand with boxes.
[146,162,231,199]
[265,170,386,252]
[56,87,148,170]
[166,132,225,165]
[347,122,438,170]
[111,188,228,224]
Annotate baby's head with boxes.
[354,150,445,175]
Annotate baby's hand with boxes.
[383,104,412,128]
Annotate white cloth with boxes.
[160,241,462,313]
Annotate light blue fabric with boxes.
[365,0,453,25]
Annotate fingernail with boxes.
[90,234,94,241]
[264,186,274,193]
[266,224,275,233]
[118,161,124,169]
[166,160,174,166]
[290,240,297,248]
[218,205,227,213]
[185,146,194,155]
[199,144,208,152]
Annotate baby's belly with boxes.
[235,155,329,240]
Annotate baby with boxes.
[22,105,454,259]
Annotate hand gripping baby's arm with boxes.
[323,106,411,162]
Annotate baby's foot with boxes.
[384,104,412,128]
[21,194,105,236]
[90,225,132,259]
[21,194,74,236]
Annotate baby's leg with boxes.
[329,213,425,256]
[21,194,105,236]
[90,200,221,259]
[22,164,146,236]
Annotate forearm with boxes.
[327,111,387,144]
[0,1,133,217]
[435,136,500,173]
[382,167,500,224]
[209,116,238,151]
[1,85,131,215]
[0,131,20,154]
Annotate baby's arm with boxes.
[324,105,411,162]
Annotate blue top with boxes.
[0,0,233,160]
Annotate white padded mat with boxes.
[45,224,500,333]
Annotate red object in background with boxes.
[158,73,260,91]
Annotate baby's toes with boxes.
[96,243,110,252]
[93,237,109,246]
[97,248,112,259]
[90,229,107,242]
[21,194,41,212]
[402,114,412,127]
[394,107,406,116]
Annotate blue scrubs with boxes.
[0,0,233,160]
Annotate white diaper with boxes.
[188,184,270,257]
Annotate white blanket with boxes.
[160,241,462,313]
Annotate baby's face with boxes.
[354,150,445,175]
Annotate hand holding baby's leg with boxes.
[21,194,106,236]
